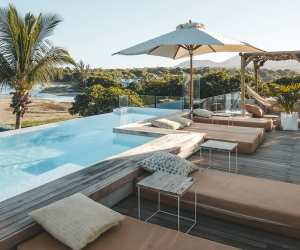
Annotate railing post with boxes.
[240,54,246,116]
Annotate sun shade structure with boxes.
[114,21,263,115]
[240,50,300,115]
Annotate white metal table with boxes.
[137,172,196,233]
[200,140,238,173]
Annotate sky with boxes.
[1,0,300,68]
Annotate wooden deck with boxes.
[1,128,300,249]
[114,195,300,250]
[189,130,300,184]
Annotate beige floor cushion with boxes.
[168,116,192,128]
[29,193,124,250]
[138,151,197,176]
[194,108,214,118]
[152,118,182,130]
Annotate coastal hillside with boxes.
[177,55,300,71]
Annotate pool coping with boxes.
[0,107,184,138]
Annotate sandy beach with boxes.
[0,96,77,128]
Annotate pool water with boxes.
[0,108,178,202]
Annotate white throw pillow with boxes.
[193,108,214,118]
[138,151,198,176]
[168,116,192,128]
[152,118,182,130]
[29,193,124,250]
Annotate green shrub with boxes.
[69,84,143,116]
[268,83,300,113]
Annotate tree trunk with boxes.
[15,107,22,129]
[11,83,31,129]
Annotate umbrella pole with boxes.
[189,51,194,119]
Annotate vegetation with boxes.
[197,68,253,98]
[274,76,300,85]
[0,4,74,129]
[267,83,300,113]
[73,60,90,90]
[69,84,143,116]
[61,65,300,116]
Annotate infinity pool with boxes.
[0,107,178,202]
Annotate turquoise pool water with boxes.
[0,108,178,202]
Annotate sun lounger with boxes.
[115,120,264,154]
[183,122,264,154]
[140,169,300,239]
[17,216,236,250]
[193,115,273,131]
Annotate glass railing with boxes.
[120,92,241,112]
[139,95,185,110]
[199,92,241,112]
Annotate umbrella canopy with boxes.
[114,21,263,115]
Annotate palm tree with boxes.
[0,5,75,129]
[73,60,90,90]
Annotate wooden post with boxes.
[189,50,194,117]
[240,55,246,116]
[254,61,259,93]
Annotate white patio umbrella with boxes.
[114,21,263,115]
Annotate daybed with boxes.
[18,216,236,250]
[183,122,264,154]
[193,115,274,131]
[116,118,265,154]
[140,169,300,239]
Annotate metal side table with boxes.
[137,172,197,233]
[200,140,238,173]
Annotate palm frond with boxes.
[30,13,62,62]
[36,13,62,42]
[0,5,17,66]
[0,52,14,86]
[28,46,75,86]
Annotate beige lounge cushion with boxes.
[194,108,214,118]
[245,104,264,118]
[168,116,192,128]
[183,122,263,154]
[193,115,273,131]
[138,151,198,176]
[190,169,300,229]
[17,216,237,250]
[152,118,181,130]
[29,193,124,250]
